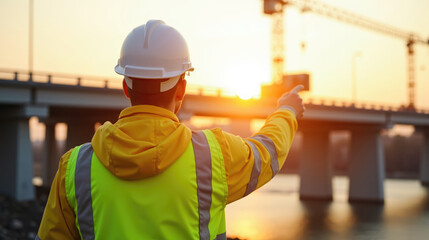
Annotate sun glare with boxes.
[223,62,269,100]
[236,85,260,100]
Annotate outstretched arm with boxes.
[214,85,305,203]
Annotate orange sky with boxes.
[0,0,428,108]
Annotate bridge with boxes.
[1,70,429,203]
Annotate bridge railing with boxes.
[304,96,429,114]
[0,68,239,98]
[0,68,121,88]
[1,68,429,114]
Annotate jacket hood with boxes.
[91,105,192,180]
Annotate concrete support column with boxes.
[66,120,95,150]
[420,130,429,186]
[229,118,252,138]
[349,128,385,203]
[299,129,333,201]
[42,122,58,186]
[0,118,35,201]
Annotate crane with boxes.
[263,0,429,109]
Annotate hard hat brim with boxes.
[115,64,193,79]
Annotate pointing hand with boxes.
[277,85,305,119]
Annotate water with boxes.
[225,175,429,240]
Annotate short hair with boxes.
[127,74,184,106]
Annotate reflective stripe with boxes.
[35,235,41,240]
[244,140,261,197]
[75,143,95,240]
[251,135,279,177]
[216,232,227,240]
[192,131,213,240]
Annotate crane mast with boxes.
[264,0,286,84]
[407,38,415,109]
[271,11,284,84]
[263,0,429,109]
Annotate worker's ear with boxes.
[122,78,130,98]
[176,79,187,101]
[173,79,187,114]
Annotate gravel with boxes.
[0,186,48,240]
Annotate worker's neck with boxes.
[131,102,176,114]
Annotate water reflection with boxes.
[226,175,429,240]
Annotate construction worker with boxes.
[36,20,305,240]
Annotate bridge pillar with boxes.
[0,106,47,201]
[0,119,35,201]
[299,129,333,201]
[66,120,96,150]
[349,127,385,203]
[41,121,58,186]
[420,129,429,186]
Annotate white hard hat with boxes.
[115,20,194,92]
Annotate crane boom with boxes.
[287,0,427,43]
[264,0,429,108]
[286,0,429,108]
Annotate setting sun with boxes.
[223,62,270,100]
[236,85,260,100]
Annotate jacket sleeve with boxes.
[37,149,80,240]
[212,109,298,204]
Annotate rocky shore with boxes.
[0,187,49,240]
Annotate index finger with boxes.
[290,85,304,94]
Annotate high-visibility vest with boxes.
[65,130,228,240]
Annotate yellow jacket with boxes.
[37,105,297,239]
